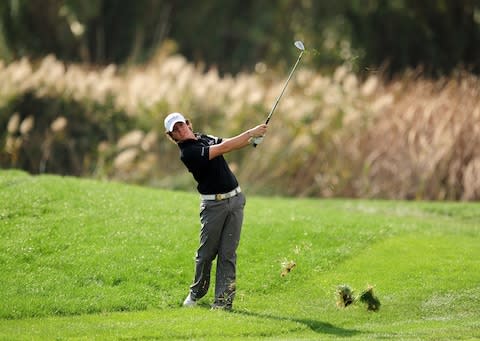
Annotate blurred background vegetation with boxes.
[1,0,480,200]
[2,0,480,75]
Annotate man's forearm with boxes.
[223,130,254,149]
[209,131,251,159]
[209,124,267,160]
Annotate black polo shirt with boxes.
[178,133,239,195]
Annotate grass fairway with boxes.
[1,169,479,340]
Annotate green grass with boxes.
[1,169,479,340]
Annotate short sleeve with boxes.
[181,144,210,170]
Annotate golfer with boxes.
[164,112,267,310]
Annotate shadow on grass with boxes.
[195,302,362,337]
[235,309,362,337]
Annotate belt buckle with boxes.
[215,193,222,201]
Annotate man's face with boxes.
[171,121,195,142]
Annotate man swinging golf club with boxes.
[165,41,304,310]
[165,112,267,310]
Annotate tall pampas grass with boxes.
[1,50,479,200]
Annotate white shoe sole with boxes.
[183,295,196,307]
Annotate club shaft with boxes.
[265,50,304,125]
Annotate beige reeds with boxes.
[350,72,480,199]
[1,52,479,199]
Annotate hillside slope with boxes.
[1,170,479,340]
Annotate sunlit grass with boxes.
[1,170,479,339]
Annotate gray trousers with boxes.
[189,192,245,306]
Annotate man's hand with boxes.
[249,124,268,137]
[247,124,268,147]
[249,136,264,146]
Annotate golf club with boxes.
[254,40,305,147]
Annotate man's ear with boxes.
[165,132,177,143]
[186,119,193,131]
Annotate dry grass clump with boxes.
[280,259,296,277]
[358,285,381,311]
[336,284,355,307]
[349,71,480,200]
[336,284,380,311]
[1,51,479,200]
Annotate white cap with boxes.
[164,112,186,132]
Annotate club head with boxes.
[294,40,305,51]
